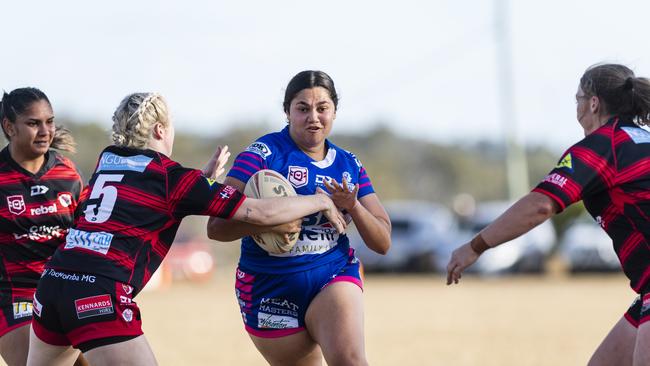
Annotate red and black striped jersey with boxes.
[0,147,82,303]
[46,146,245,293]
[534,117,650,292]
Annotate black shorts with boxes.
[625,291,650,327]
[0,300,34,337]
[31,269,142,351]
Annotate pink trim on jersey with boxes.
[324,275,364,291]
[358,182,372,189]
[239,152,264,162]
[234,158,262,171]
[245,324,305,338]
[625,312,640,328]
[231,166,254,177]
[31,320,69,345]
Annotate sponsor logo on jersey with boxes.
[12,302,33,319]
[342,171,355,190]
[288,166,308,188]
[315,175,332,185]
[75,294,114,319]
[122,308,134,322]
[44,269,96,283]
[555,153,573,170]
[30,185,49,196]
[31,203,58,216]
[33,295,42,317]
[257,312,298,329]
[542,173,567,188]
[14,225,65,241]
[122,284,133,295]
[220,185,237,199]
[245,142,272,158]
[58,193,73,208]
[97,152,153,173]
[622,126,650,144]
[64,228,113,255]
[7,195,26,215]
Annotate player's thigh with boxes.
[249,331,323,366]
[83,335,157,366]
[588,316,636,366]
[305,281,367,366]
[1,323,30,366]
[27,326,79,366]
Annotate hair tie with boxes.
[625,77,635,91]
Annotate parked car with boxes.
[350,201,457,272]
[441,200,557,274]
[558,217,620,273]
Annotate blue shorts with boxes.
[235,248,362,338]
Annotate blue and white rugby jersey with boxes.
[228,126,375,274]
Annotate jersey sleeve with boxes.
[351,152,375,198]
[532,134,615,212]
[167,164,245,219]
[226,139,272,183]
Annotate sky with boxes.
[3,0,649,153]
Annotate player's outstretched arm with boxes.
[232,194,346,233]
[446,192,558,285]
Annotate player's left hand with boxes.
[322,177,359,211]
[202,145,230,180]
[446,243,480,285]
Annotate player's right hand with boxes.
[319,195,346,235]
[202,145,231,180]
[270,219,302,244]
[446,243,480,285]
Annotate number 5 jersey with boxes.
[46,146,245,294]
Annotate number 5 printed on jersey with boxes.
[85,174,124,223]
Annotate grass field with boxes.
[135,267,633,366]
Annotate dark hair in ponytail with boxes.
[580,64,650,125]
[0,87,76,152]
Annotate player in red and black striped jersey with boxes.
[0,88,84,366]
[28,92,345,366]
[446,64,650,364]
[0,88,87,366]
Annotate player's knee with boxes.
[326,349,368,366]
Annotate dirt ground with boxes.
[134,267,633,366]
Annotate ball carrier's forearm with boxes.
[207,216,278,242]
[349,196,391,255]
[208,195,343,241]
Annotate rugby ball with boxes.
[244,170,299,254]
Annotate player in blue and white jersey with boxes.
[208,70,392,366]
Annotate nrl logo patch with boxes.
[7,195,26,215]
[288,166,308,188]
[555,153,573,170]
